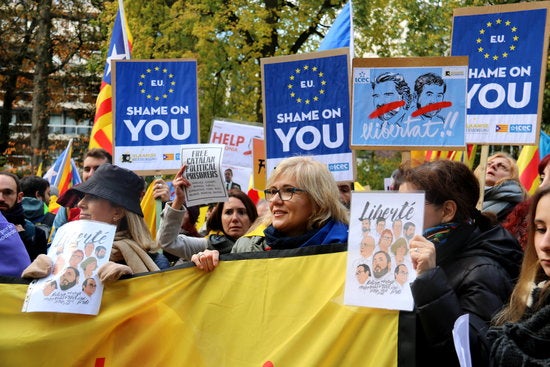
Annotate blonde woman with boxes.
[23,164,161,282]
[193,156,349,272]
[475,152,526,222]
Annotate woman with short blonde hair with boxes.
[475,151,526,222]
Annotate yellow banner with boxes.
[1,251,409,366]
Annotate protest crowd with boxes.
[1,147,550,366]
[2,1,550,366]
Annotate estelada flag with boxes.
[42,139,82,197]
[89,0,132,155]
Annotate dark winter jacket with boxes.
[2,202,48,261]
[412,222,523,367]
[488,284,550,366]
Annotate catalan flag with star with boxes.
[89,0,132,155]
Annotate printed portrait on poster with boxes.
[22,220,116,315]
[351,57,468,150]
[344,191,424,311]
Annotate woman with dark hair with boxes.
[157,165,258,262]
[399,160,523,366]
[488,186,550,365]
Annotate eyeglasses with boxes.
[264,187,306,201]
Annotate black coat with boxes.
[487,286,550,366]
[411,223,523,367]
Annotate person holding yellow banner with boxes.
[23,164,161,282]
[192,156,349,272]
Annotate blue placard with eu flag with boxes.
[113,59,199,174]
[261,49,353,182]
[452,3,550,144]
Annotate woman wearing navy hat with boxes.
[23,164,161,282]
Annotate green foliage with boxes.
[4,0,550,174]
[356,150,402,190]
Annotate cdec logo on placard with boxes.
[510,124,532,133]
[328,162,349,172]
[354,71,371,84]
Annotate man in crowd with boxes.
[337,181,353,210]
[223,168,241,190]
[20,175,55,239]
[0,172,47,261]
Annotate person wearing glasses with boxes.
[82,277,97,297]
[157,165,258,264]
[475,152,527,222]
[233,156,348,251]
[191,156,349,272]
[399,159,522,366]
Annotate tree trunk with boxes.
[30,0,53,168]
[0,74,18,159]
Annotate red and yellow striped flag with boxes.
[140,181,159,240]
[411,145,477,169]
[89,0,133,155]
[517,145,540,195]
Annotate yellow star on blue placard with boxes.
[287,64,327,104]
[475,17,520,61]
[138,65,176,101]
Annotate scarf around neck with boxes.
[264,219,348,250]
[423,222,460,246]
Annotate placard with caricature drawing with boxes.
[344,191,424,311]
[22,220,115,315]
